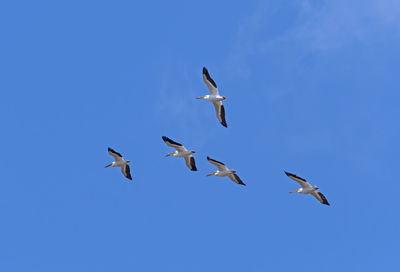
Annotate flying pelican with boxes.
[284,171,329,205]
[196,67,227,128]
[105,147,132,180]
[162,136,197,171]
[206,156,245,185]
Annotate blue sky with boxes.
[1,0,399,271]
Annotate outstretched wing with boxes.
[207,156,228,171]
[311,191,330,206]
[162,136,186,152]
[213,101,227,128]
[228,173,246,186]
[203,67,219,95]
[108,147,123,161]
[121,164,132,180]
[284,171,312,188]
[184,155,197,171]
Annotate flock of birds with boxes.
[105,67,330,206]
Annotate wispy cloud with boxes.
[294,0,400,50]
[226,0,400,76]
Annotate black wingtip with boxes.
[284,171,295,177]
[203,67,207,74]
[322,200,330,206]
[317,192,330,206]
[207,156,210,160]
[284,171,291,177]
[108,147,123,158]
[162,136,183,146]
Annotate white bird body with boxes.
[213,169,235,177]
[105,148,132,180]
[206,156,245,186]
[296,187,317,194]
[197,67,227,128]
[162,136,197,171]
[201,94,225,102]
[169,150,195,158]
[109,159,127,167]
[285,171,330,205]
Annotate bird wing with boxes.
[207,156,228,171]
[213,101,227,128]
[162,136,187,152]
[203,67,219,95]
[184,155,197,171]
[121,164,132,180]
[228,173,246,186]
[311,191,330,206]
[284,171,312,188]
[108,147,123,161]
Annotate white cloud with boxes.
[295,0,400,50]
[226,0,400,74]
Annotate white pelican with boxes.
[105,147,132,180]
[196,67,227,128]
[162,136,197,171]
[206,156,245,185]
[285,171,329,205]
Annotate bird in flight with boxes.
[206,156,245,185]
[105,147,132,180]
[284,171,330,205]
[162,136,197,171]
[196,67,227,128]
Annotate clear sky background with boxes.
[1,0,399,271]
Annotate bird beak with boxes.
[289,189,298,193]
[222,96,227,100]
[165,152,173,157]
[196,96,205,99]
[126,160,131,163]
[207,171,217,176]
[314,187,319,190]
[104,163,112,168]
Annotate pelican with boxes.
[196,67,227,128]
[162,136,197,171]
[285,171,329,205]
[105,147,132,180]
[206,156,245,185]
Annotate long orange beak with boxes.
[289,189,299,193]
[196,96,205,99]
[207,171,217,176]
[165,152,174,157]
[104,163,112,168]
